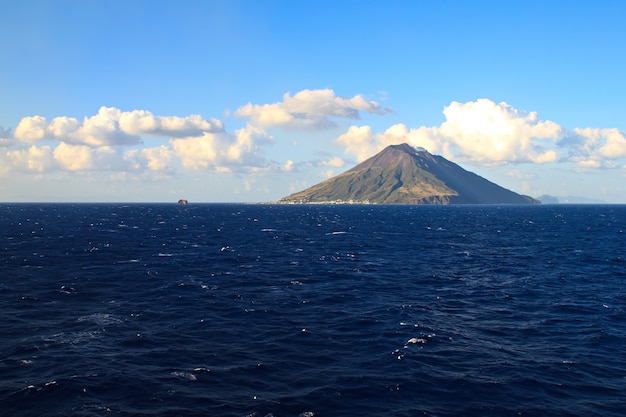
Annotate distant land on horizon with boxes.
[276,144,539,205]
[537,195,607,204]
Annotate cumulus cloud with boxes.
[320,156,346,168]
[71,108,141,146]
[134,146,175,171]
[338,99,563,166]
[559,128,626,168]
[118,110,224,137]
[336,125,378,161]
[4,92,385,176]
[283,160,295,172]
[235,89,392,130]
[47,117,81,139]
[336,123,446,162]
[6,145,55,173]
[4,121,272,176]
[3,107,237,176]
[171,125,273,171]
[337,98,626,170]
[6,95,624,182]
[14,116,49,142]
[171,133,220,169]
[13,107,224,147]
[439,99,561,164]
[53,143,97,171]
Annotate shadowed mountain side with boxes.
[277,144,540,205]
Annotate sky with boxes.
[1,0,626,203]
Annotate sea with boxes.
[1,203,625,417]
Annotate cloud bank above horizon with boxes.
[338,98,626,169]
[2,89,626,180]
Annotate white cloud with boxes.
[171,133,220,169]
[46,116,81,139]
[337,99,563,165]
[3,141,175,175]
[3,92,385,178]
[14,116,48,142]
[320,156,346,168]
[227,125,273,165]
[283,160,295,171]
[6,96,625,185]
[235,89,391,130]
[171,125,273,171]
[439,99,561,164]
[13,107,225,147]
[336,123,446,162]
[563,128,626,168]
[135,146,175,171]
[337,99,626,170]
[336,125,378,161]
[118,110,224,137]
[4,112,273,176]
[6,145,55,173]
[51,143,157,172]
[53,143,96,171]
[13,110,139,146]
[4,107,234,176]
[70,107,141,146]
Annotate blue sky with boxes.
[2,0,626,202]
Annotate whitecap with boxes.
[115,259,140,264]
[77,313,122,326]
[172,371,197,381]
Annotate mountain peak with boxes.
[277,143,540,205]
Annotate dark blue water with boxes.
[1,203,625,417]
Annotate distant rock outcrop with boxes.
[277,144,540,205]
[178,199,189,205]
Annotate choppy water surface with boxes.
[1,203,625,416]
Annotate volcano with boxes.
[277,144,539,204]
